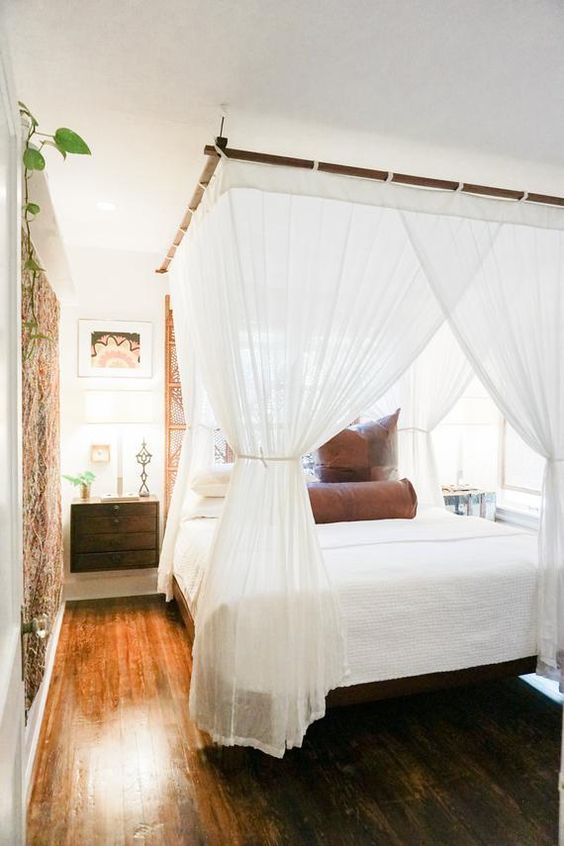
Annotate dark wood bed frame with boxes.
[172,575,536,708]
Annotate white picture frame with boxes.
[78,320,153,378]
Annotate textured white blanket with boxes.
[173,507,538,685]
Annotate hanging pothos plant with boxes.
[18,101,91,360]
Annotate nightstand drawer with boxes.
[74,531,157,554]
[70,496,160,573]
[72,549,158,572]
[76,502,157,519]
[74,514,156,535]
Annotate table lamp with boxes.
[84,390,154,499]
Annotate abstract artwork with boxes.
[78,319,152,378]
[91,330,140,369]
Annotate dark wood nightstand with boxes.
[70,496,160,573]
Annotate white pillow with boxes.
[182,495,224,520]
[191,463,233,497]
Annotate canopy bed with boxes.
[156,140,564,828]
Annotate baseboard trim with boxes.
[24,601,65,805]
[64,569,158,601]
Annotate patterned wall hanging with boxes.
[21,234,63,712]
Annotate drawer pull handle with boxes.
[113,504,120,512]
[111,553,123,564]
[113,518,120,525]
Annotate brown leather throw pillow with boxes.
[313,410,400,483]
[308,479,418,524]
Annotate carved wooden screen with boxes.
[164,295,186,520]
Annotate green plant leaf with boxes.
[54,128,91,155]
[23,147,45,171]
[18,101,38,126]
[41,139,67,159]
[25,202,40,215]
[63,471,95,486]
[24,256,44,273]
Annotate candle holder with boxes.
[135,439,152,497]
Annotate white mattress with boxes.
[173,507,538,686]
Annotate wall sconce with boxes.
[90,444,111,464]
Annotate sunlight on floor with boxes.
[522,673,564,704]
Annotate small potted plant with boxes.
[63,470,96,501]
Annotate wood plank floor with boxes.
[28,596,561,846]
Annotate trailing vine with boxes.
[18,101,91,360]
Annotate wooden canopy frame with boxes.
[156,134,564,274]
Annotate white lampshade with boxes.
[84,390,154,424]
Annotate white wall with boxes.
[59,245,168,599]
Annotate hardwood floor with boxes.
[28,596,561,846]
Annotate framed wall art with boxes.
[78,320,153,378]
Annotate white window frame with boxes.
[500,418,542,497]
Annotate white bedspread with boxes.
[173,507,538,686]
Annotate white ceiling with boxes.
[6,0,564,257]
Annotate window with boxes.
[434,380,544,513]
[433,378,501,492]
[501,421,543,496]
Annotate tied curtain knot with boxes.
[237,448,301,469]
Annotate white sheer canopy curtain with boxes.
[157,252,215,600]
[369,322,472,505]
[403,212,564,688]
[181,161,441,756]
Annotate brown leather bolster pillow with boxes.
[308,479,418,524]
